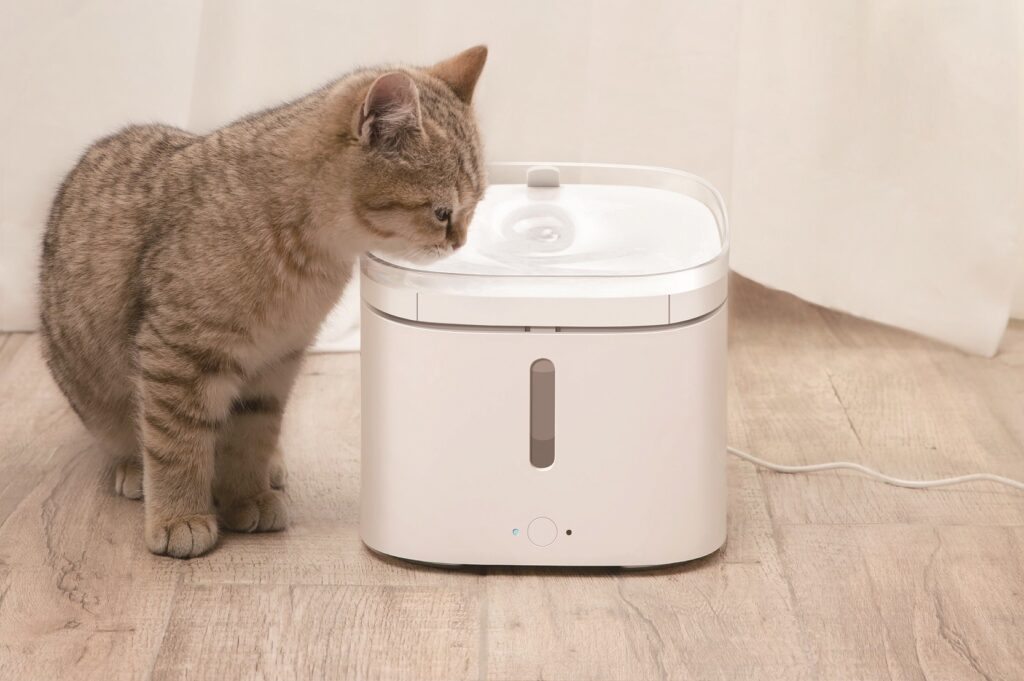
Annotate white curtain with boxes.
[2,1,1021,355]
[731,2,1022,356]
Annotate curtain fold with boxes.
[1,0,1020,355]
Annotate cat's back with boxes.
[45,123,197,237]
[40,124,197,425]
[42,123,197,313]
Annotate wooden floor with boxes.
[1,275,1022,680]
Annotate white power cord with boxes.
[727,446,1024,493]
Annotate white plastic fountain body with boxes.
[360,162,729,567]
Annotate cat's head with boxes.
[338,46,488,263]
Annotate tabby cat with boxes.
[39,46,488,558]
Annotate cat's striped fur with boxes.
[39,47,488,558]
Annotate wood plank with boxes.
[0,333,94,529]
[0,428,179,681]
[150,584,481,681]
[775,524,1024,681]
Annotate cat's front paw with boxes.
[219,490,289,533]
[146,513,218,558]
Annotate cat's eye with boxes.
[434,207,452,224]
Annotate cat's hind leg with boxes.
[269,448,288,490]
[92,412,143,500]
[114,457,144,500]
[215,351,302,532]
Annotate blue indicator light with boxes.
[512,528,520,537]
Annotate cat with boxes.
[38,46,488,558]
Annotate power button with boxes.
[527,517,557,547]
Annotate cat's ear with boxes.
[358,72,422,150]
[428,45,488,104]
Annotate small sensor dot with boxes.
[565,529,573,536]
